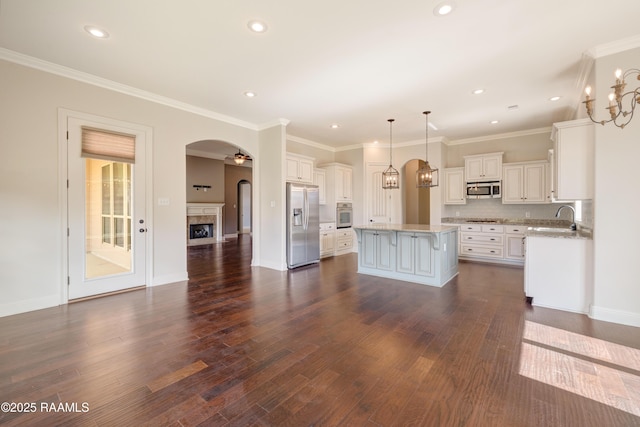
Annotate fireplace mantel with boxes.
[187,203,224,242]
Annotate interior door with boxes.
[67,116,147,300]
[366,162,393,223]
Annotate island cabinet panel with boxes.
[397,232,435,277]
[354,225,458,288]
[360,229,394,271]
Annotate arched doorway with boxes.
[238,180,252,235]
[403,159,430,225]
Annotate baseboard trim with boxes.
[150,272,189,286]
[590,305,640,328]
[0,294,60,318]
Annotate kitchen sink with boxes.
[527,226,576,234]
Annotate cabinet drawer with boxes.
[460,224,482,232]
[461,233,503,245]
[336,239,353,249]
[505,225,526,234]
[461,244,503,258]
[481,224,504,233]
[336,230,352,238]
[320,223,336,231]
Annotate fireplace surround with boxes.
[186,203,224,246]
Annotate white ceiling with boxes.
[2,0,640,149]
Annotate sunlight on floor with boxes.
[85,253,129,279]
[519,320,640,417]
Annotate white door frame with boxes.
[58,109,153,303]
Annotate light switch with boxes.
[158,197,170,206]
[270,201,276,208]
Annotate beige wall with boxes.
[186,155,225,202]
[591,47,640,327]
[224,164,252,235]
[0,58,276,317]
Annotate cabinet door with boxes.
[554,121,594,200]
[336,167,353,201]
[314,169,326,205]
[523,164,546,203]
[465,157,484,181]
[298,159,313,183]
[376,231,394,271]
[360,230,377,268]
[444,168,466,205]
[396,232,415,274]
[415,233,435,277]
[286,157,301,182]
[482,155,502,180]
[505,234,525,259]
[502,165,524,203]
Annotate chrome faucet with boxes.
[555,205,577,230]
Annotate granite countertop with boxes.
[441,217,571,227]
[353,224,458,233]
[441,217,592,240]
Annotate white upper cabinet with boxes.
[313,168,326,205]
[502,161,547,204]
[464,152,503,181]
[551,119,594,200]
[319,162,353,204]
[286,153,314,184]
[443,167,466,205]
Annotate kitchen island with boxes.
[353,224,458,287]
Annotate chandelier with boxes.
[584,67,640,129]
[382,119,400,189]
[416,111,439,188]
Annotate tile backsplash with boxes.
[442,198,577,221]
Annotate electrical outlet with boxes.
[455,211,460,217]
[525,211,530,218]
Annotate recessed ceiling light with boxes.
[434,1,456,16]
[247,20,268,33]
[472,88,485,95]
[84,25,109,39]
[244,91,256,98]
[549,96,561,101]
[490,120,499,124]
[330,124,340,129]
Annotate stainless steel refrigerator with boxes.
[286,182,320,268]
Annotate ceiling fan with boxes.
[227,149,252,165]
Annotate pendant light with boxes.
[416,111,439,188]
[382,119,400,189]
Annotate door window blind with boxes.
[81,128,135,163]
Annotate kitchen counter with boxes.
[352,224,458,287]
[442,217,592,240]
[354,223,458,233]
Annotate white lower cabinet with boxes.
[460,224,504,259]
[449,223,524,265]
[360,229,394,271]
[525,235,592,313]
[319,223,336,258]
[335,229,354,254]
[504,226,526,260]
[396,232,435,277]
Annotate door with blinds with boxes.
[67,117,147,300]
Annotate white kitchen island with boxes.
[353,224,459,287]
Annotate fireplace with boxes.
[186,203,224,246]
[190,223,213,240]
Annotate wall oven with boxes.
[336,202,353,228]
[466,181,501,199]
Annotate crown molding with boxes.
[287,134,337,152]
[445,127,551,146]
[587,34,640,59]
[258,118,290,130]
[0,47,261,131]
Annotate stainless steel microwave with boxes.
[466,181,501,199]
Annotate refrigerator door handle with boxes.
[304,189,309,230]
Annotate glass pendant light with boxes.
[416,111,439,188]
[382,119,400,189]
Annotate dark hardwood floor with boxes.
[1,235,639,426]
